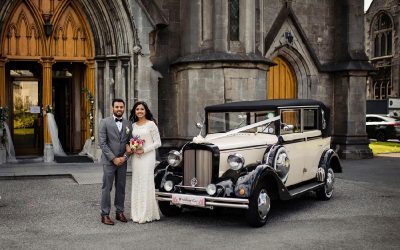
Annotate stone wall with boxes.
[166,62,268,146]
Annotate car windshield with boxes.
[207,111,277,134]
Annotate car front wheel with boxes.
[246,185,270,227]
[316,167,335,200]
[158,201,182,216]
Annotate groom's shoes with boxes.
[101,215,115,225]
[116,212,128,223]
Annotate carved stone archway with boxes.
[0,0,95,158]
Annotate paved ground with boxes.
[0,162,113,185]
[0,154,399,249]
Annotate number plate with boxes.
[171,194,206,207]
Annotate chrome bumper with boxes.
[156,191,249,209]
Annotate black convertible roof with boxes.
[205,99,328,112]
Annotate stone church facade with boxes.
[0,0,373,163]
[365,0,400,100]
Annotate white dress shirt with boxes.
[113,115,123,132]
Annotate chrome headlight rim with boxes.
[206,184,217,196]
[227,153,245,171]
[167,150,182,167]
[163,180,174,192]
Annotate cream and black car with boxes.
[155,99,342,227]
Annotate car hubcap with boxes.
[325,169,334,197]
[257,189,270,220]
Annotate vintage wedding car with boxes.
[154,99,342,227]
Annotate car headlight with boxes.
[206,184,217,196]
[167,150,182,167]
[163,180,174,192]
[227,153,245,171]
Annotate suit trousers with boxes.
[101,163,127,215]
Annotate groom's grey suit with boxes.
[98,116,132,216]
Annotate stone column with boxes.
[330,0,373,159]
[96,60,105,120]
[41,57,54,162]
[105,58,117,117]
[109,59,117,101]
[332,71,372,159]
[0,58,6,163]
[121,57,131,116]
[240,0,255,53]
[181,0,201,55]
[213,0,228,52]
[0,58,6,107]
[201,0,213,50]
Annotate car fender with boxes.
[318,149,342,173]
[264,144,291,184]
[234,164,285,199]
[154,161,183,190]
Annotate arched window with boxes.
[370,12,393,100]
[373,64,391,99]
[372,12,393,57]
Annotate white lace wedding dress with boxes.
[130,121,161,223]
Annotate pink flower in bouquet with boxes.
[130,135,145,150]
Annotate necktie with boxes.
[115,118,122,122]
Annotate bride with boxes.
[128,101,161,223]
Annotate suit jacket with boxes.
[98,116,133,165]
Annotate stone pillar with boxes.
[332,71,372,159]
[41,57,54,162]
[213,0,228,52]
[96,60,105,120]
[0,58,6,164]
[240,0,255,53]
[121,57,130,115]
[181,0,201,55]
[201,0,213,50]
[108,59,117,103]
[330,0,373,159]
[0,58,6,107]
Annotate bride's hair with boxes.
[129,101,157,124]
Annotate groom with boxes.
[98,98,132,225]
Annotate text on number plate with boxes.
[171,194,205,207]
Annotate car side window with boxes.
[367,117,383,122]
[303,109,318,131]
[280,109,301,134]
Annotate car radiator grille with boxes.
[183,149,212,187]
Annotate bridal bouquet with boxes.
[130,135,145,151]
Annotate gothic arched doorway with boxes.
[267,57,297,99]
[0,0,94,156]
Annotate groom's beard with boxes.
[113,111,123,118]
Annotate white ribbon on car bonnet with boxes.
[193,116,280,143]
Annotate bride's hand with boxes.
[135,149,144,155]
[126,145,134,155]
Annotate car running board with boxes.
[287,182,324,198]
